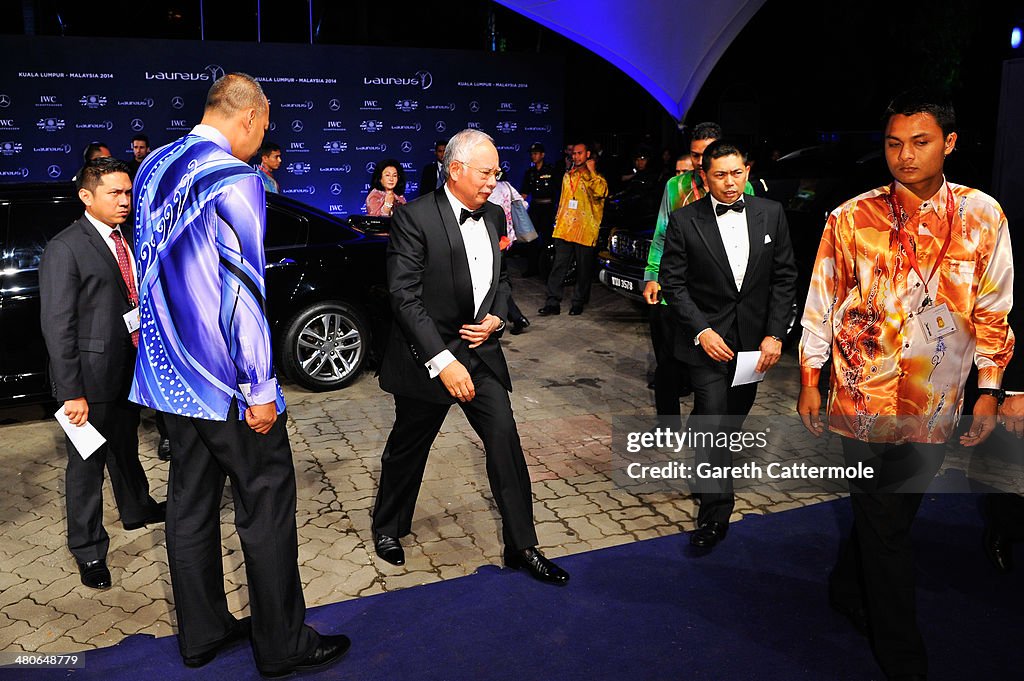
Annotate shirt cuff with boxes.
[1006,391,1024,396]
[800,367,821,387]
[694,328,711,345]
[643,272,658,282]
[978,366,1004,390]
[242,378,279,406]
[426,350,457,378]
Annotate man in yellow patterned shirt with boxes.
[798,91,1014,681]
[539,142,608,316]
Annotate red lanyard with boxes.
[885,183,956,304]
[568,168,583,197]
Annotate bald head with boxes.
[204,73,268,118]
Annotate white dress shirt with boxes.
[425,185,495,377]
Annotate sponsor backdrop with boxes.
[0,36,563,217]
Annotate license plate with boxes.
[610,275,634,292]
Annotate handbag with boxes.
[510,199,538,242]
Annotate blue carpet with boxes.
[17,494,1023,681]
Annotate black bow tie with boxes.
[715,199,745,216]
[459,207,487,224]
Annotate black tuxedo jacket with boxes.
[419,162,442,196]
[378,188,511,403]
[39,215,137,403]
[660,194,797,364]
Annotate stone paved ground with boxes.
[0,271,838,657]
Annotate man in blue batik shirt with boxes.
[131,73,348,677]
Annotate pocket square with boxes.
[764,234,772,244]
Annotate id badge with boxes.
[123,307,140,333]
[568,199,579,210]
[919,303,957,341]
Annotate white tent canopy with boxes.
[494,0,768,121]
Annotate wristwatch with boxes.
[977,388,1006,405]
[495,319,506,333]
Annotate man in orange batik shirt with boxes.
[798,90,1013,681]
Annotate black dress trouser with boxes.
[830,438,945,679]
[163,405,318,674]
[65,399,157,563]
[372,354,538,550]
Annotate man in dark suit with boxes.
[418,139,446,196]
[373,128,569,586]
[39,157,164,590]
[660,140,797,551]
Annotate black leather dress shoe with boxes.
[568,304,584,316]
[984,525,1013,572]
[510,315,530,335]
[183,617,252,668]
[123,501,167,531]
[828,593,869,636]
[260,633,351,678]
[157,438,172,462]
[373,533,405,565]
[78,559,111,590]
[503,547,569,586]
[537,305,560,316]
[689,521,728,549]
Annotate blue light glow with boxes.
[1013,27,1022,49]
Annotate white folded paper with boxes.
[54,406,106,460]
[731,351,767,387]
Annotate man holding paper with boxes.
[660,140,797,551]
[39,157,165,590]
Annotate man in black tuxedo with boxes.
[418,139,446,196]
[39,157,164,590]
[373,128,569,585]
[660,140,797,551]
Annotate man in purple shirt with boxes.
[131,73,348,677]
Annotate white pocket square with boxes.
[764,234,772,244]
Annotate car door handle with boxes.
[266,258,297,269]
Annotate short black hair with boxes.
[131,134,149,145]
[700,140,748,173]
[574,141,591,152]
[371,159,406,195]
[433,140,447,150]
[884,89,956,136]
[259,141,281,158]
[691,122,723,142]
[77,156,131,193]
[82,142,110,164]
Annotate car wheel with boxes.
[280,301,370,391]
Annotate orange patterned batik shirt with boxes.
[799,179,1014,443]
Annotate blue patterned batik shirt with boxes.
[130,124,286,420]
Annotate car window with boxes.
[265,203,308,250]
[5,198,81,271]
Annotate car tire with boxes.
[280,301,371,391]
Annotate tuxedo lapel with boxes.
[690,198,735,287]
[80,217,130,301]
[433,190,475,321]
[739,200,765,294]
[474,208,502,321]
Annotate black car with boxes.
[0,183,389,404]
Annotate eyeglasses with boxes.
[457,160,504,181]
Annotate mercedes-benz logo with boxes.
[401,141,413,153]
[330,183,342,195]
[365,162,376,173]
[291,120,303,132]
[435,121,446,132]
[329,99,341,111]
[130,119,144,131]
[171,96,184,109]
[469,101,480,113]
[47,165,61,178]
[0,94,10,108]
[500,161,511,171]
